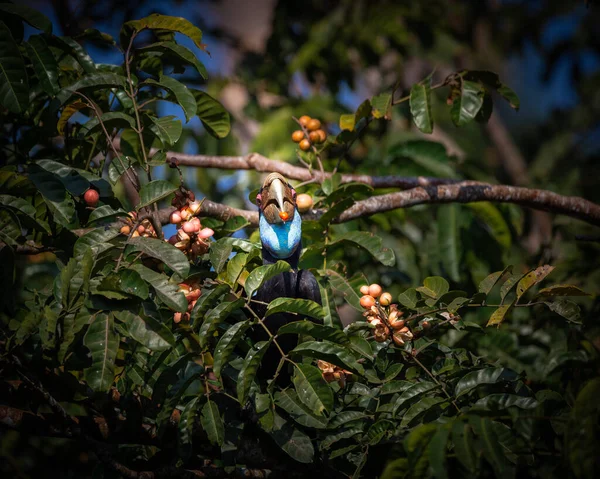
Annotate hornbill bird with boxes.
[252,173,322,380]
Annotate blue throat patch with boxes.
[259,208,302,259]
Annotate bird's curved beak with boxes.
[270,178,289,222]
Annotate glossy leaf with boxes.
[398,287,419,309]
[57,73,128,104]
[191,89,231,138]
[213,320,251,378]
[137,180,178,209]
[201,400,225,446]
[536,284,589,297]
[401,396,446,427]
[410,79,433,133]
[28,165,76,227]
[293,363,334,414]
[516,265,554,299]
[148,115,183,147]
[0,21,29,114]
[275,389,329,428]
[371,92,392,119]
[269,413,314,463]
[454,367,515,397]
[25,34,59,95]
[79,112,136,138]
[328,231,395,266]
[116,309,173,351]
[0,194,50,233]
[451,80,485,126]
[473,393,539,410]
[209,239,233,274]
[292,340,364,375]
[244,260,291,298]
[140,41,207,79]
[121,14,206,51]
[266,299,325,322]
[478,266,512,294]
[278,320,348,345]
[83,312,119,392]
[128,237,190,278]
[74,226,121,258]
[237,340,271,403]
[197,299,244,347]
[545,299,582,323]
[129,264,188,312]
[486,301,514,327]
[366,420,394,445]
[393,381,437,414]
[145,76,196,122]
[417,276,449,300]
[0,4,52,32]
[98,269,149,300]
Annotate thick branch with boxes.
[159,183,600,228]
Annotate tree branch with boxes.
[159,182,600,228]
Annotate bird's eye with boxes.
[256,193,262,205]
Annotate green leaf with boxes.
[450,80,485,126]
[129,264,187,312]
[291,341,364,375]
[144,76,196,122]
[398,288,419,309]
[190,284,230,321]
[536,284,589,297]
[25,34,58,95]
[139,41,207,79]
[57,73,128,104]
[566,378,600,479]
[269,413,315,463]
[74,226,120,258]
[279,320,348,345]
[57,100,87,135]
[275,389,328,428]
[486,301,514,327]
[371,92,392,119]
[417,276,449,300]
[319,282,343,329]
[0,4,52,32]
[197,299,244,347]
[473,393,538,410]
[349,336,374,359]
[79,112,136,138]
[28,164,76,227]
[0,21,28,114]
[178,396,198,451]
[455,367,515,397]
[380,380,412,396]
[0,194,50,233]
[438,205,460,282]
[244,260,291,298]
[293,363,334,414]
[500,272,525,302]
[213,320,251,378]
[393,381,437,414]
[468,416,513,478]
[410,79,433,133]
[329,231,395,266]
[266,299,325,322]
[226,252,248,286]
[201,400,224,446]
[137,180,178,209]
[108,156,133,185]
[478,266,512,295]
[98,269,149,300]
[366,420,394,445]
[87,205,129,225]
[545,299,582,323]
[237,340,271,403]
[121,14,206,52]
[390,140,457,178]
[466,202,512,250]
[401,397,446,427]
[209,239,233,274]
[84,312,119,392]
[452,420,478,474]
[428,425,451,479]
[497,84,520,110]
[148,115,183,147]
[324,269,364,311]
[128,237,190,278]
[191,89,231,138]
[53,35,96,74]
[115,309,173,351]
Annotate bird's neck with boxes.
[259,208,302,268]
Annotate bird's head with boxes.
[256,173,297,224]
[256,173,302,260]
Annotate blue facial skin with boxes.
[259,208,302,259]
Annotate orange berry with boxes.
[360,295,376,309]
[292,130,305,142]
[306,119,321,131]
[368,284,383,298]
[360,285,370,295]
[299,139,311,151]
[316,129,327,143]
[279,211,289,221]
[298,115,311,126]
[309,131,320,143]
[379,292,392,306]
[120,225,131,235]
[296,193,313,213]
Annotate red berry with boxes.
[83,189,99,207]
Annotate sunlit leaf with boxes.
[266,299,325,322]
[191,89,231,138]
[450,80,485,126]
[244,260,291,298]
[410,79,433,133]
[293,363,334,414]
[128,236,190,278]
[137,179,178,209]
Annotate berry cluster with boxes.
[167,190,214,261]
[292,115,327,151]
[119,212,158,238]
[359,284,414,346]
[317,360,353,388]
[174,281,201,323]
